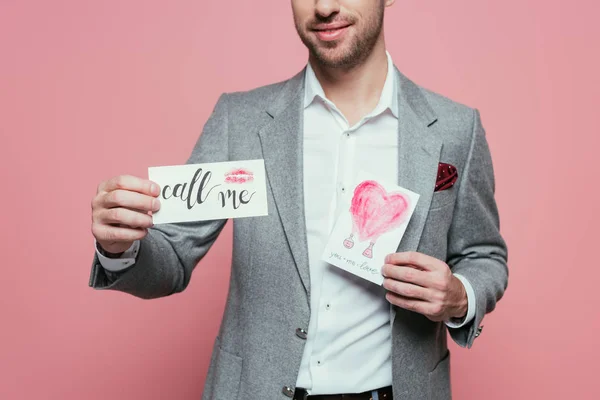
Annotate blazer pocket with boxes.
[429,187,457,211]
[207,337,243,400]
[428,350,452,400]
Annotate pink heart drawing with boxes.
[343,180,410,258]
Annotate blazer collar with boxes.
[265,63,437,126]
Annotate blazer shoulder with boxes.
[224,75,295,113]
[413,83,481,149]
[420,86,475,128]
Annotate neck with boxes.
[308,39,389,125]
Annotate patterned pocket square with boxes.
[435,163,458,192]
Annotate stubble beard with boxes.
[296,7,384,69]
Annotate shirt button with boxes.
[282,386,295,397]
[341,187,345,193]
[317,360,322,366]
[295,328,308,340]
[325,304,331,310]
[345,132,350,137]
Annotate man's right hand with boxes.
[91,175,161,255]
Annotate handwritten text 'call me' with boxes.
[161,168,256,210]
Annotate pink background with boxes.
[1,0,598,398]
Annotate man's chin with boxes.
[313,49,356,68]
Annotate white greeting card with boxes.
[148,159,268,224]
[321,171,420,285]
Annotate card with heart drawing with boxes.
[321,170,420,285]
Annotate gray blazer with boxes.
[89,66,508,400]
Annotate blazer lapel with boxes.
[394,67,442,252]
[257,69,312,294]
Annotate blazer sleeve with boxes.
[446,108,509,348]
[88,93,231,299]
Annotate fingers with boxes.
[92,175,160,231]
[102,189,161,213]
[91,222,148,243]
[92,175,159,252]
[385,292,445,321]
[383,278,431,301]
[99,175,160,197]
[98,207,154,229]
[382,264,430,287]
[385,251,437,271]
[383,252,454,322]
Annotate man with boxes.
[89,0,508,399]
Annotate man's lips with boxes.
[312,22,351,31]
[311,23,351,42]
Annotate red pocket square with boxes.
[435,163,458,192]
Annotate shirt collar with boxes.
[304,51,398,119]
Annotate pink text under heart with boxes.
[349,180,410,243]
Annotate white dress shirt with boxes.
[295,52,474,394]
[95,51,475,394]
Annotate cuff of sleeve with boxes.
[95,240,140,272]
[445,273,476,329]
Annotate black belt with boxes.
[293,386,393,400]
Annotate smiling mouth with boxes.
[312,24,351,41]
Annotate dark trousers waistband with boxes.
[293,385,393,400]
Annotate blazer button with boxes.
[295,328,308,340]
[282,386,295,397]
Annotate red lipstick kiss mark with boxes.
[225,168,254,184]
[344,180,410,258]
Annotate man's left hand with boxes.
[382,251,467,322]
